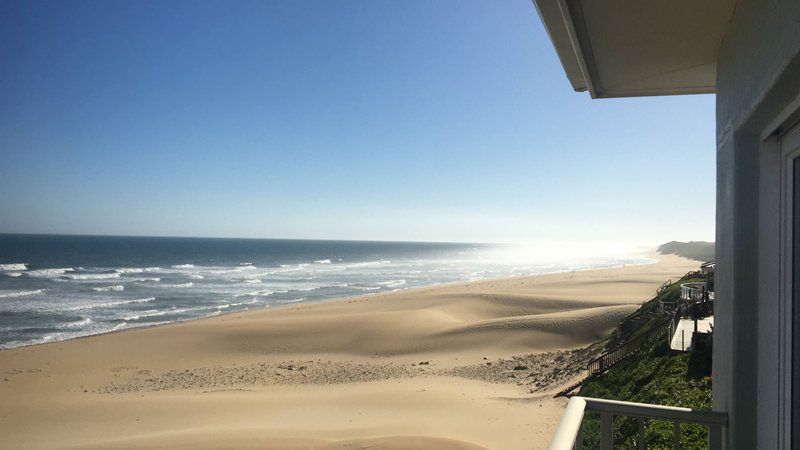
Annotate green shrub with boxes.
[575,279,713,449]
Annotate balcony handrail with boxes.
[548,396,728,450]
[581,398,727,425]
[549,397,588,449]
[681,282,709,303]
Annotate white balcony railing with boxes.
[549,397,728,450]
[681,282,708,302]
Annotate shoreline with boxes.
[0,253,661,352]
[0,252,698,450]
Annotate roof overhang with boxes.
[533,0,737,98]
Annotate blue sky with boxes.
[0,0,715,245]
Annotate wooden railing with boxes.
[586,321,666,376]
[555,321,668,397]
[656,279,671,295]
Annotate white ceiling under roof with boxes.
[533,0,738,98]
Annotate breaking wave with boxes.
[91,285,125,292]
[0,289,44,298]
[117,267,160,274]
[64,297,156,311]
[26,268,72,278]
[157,282,194,289]
[235,289,287,298]
[63,272,120,280]
[378,279,407,288]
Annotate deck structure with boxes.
[534,0,800,447]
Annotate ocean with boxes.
[0,234,652,349]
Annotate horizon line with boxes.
[0,232,708,249]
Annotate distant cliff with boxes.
[658,241,715,262]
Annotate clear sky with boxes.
[0,0,716,246]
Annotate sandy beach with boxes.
[0,253,697,449]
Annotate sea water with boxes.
[0,234,651,348]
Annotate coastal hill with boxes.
[658,241,715,262]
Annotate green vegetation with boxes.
[576,278,713,449]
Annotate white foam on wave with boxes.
[189,274,204,280]
[244,279,262,284]
[41,333,66,343]
[291,286,317,292]
[225,299,258,308]
[59,317,93,329]
[235,289,287,298]
[157,282,194,289]
[0,263,27,271]
[117,267,161,274]
[213,300,256,309]
[121,309,167,321]
[26,268,72,278]
[174,265,256,277]
[121,302,251,320]
[64,297,156,311]
[112,320,171,332]
[120,304,232,321]
[130,277,161,283]
[314,259,332,264]
[211,266,254,275]
[63,272,120,280]
[0,289,45,298]
[344,260,392,269]
[278,263,310,270]
[92,285,125,292]
[377,279,407,288]
[5,272,23,278]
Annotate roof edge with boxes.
[532,0,594,96]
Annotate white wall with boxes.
[715,1,800,448]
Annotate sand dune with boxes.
[0,253,697,449]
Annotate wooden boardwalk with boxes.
[670,317,714,351]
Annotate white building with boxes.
[534,0,800,448]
